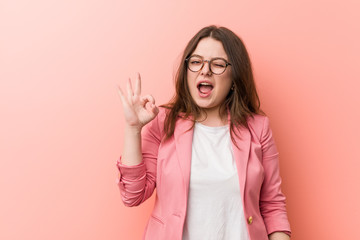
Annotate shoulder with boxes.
[246,113,271,141]
[247,113,269,130]
[156,106,168,126]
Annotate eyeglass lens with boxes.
[187,56,228,74]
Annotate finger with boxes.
[145,101,152,110]
[139,96,147,105]
[151,105,159,115]
[134,72,141,96]
[116,85,129,106]
[141,94,156,105]
[126,78,134,98]
[144,101,158,115]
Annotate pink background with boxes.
[1,0,359,239]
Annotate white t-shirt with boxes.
[182,122,249,240]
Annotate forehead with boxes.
[192,37,228,59]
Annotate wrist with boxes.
[124,124,143,134]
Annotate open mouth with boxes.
[197,82,214,94]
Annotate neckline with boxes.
[195,122,229,130]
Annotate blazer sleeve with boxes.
[116,113,162,207]
[259,116,291,236]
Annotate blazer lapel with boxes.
[231,123,251,201]
[174,117,194,199]
[173,113,251,204]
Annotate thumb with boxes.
[151,104,159,115]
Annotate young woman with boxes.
[117,25,291,240]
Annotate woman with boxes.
[117,25,291,240]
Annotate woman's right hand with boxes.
[117,73,159,130]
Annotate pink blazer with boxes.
[117,108,291,240]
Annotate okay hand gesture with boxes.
[117,73,159,129]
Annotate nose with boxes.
[200,60,211,75]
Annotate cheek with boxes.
[218,85,232,98]
[216,78,232,96]
[187,70,196,80]
[187,71,197,91]
[220,70,233,89]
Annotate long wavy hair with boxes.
[161,25,264,143]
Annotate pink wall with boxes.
[1,0,359,239]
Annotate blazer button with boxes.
[247,216,253,225]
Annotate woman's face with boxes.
[187,37,233,114]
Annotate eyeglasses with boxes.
[185,55,232,75]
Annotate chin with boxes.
[195,101,218,111]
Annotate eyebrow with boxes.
[190,54,229,61]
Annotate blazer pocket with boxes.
[145,214,165,240]
[150,214,165,225]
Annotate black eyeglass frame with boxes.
[185,55,232,75]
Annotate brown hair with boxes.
[161,25,264,144]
